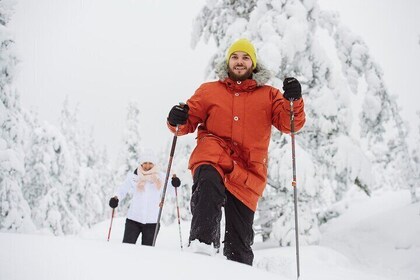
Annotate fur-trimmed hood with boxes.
[214,61,272,87]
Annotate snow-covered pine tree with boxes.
[74,131,114,227]
[410,112,420,202]
[319,10,417,203]
[191,0,413,245]
[59,97,113,228]
[118,101,143,175]
[58,97,86,226]
[0,0,35,233]
[22,117,81,235]
[114,100,143,215]
[192,0,349,246]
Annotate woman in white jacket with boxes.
[109,149,174,245]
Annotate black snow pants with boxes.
[122,218,158,246]
[189,164,255,265]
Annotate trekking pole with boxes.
[107,208,115,242]
[290,100,301,279]
[152,125,180,247]
[173,174,184,250]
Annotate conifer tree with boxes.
[59,98,113,228]
[114,101,143,215]
[191,0,414,245]
[0,0,34,233]
[23,119,81,235]
[320,10,417,202]
[118,101,143,175]
[410,112,420,202]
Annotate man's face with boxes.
[228,51,253,81]
[141,162,154,171]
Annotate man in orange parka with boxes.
[167,38,305,265]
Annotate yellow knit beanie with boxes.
[226,38,257,69]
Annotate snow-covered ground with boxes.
[1,189,419,280]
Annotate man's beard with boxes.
[228,67,253,81]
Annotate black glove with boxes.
[282,77,302,101]
[171,175,181,188]
[109,197,119,208]
[167,104,189,126]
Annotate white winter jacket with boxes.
[114,166,172,224]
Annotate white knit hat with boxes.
[139,148,157,164]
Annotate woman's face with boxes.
[141,162,154,171]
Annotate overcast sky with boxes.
[9,0,420,163]
[9,0,215,163]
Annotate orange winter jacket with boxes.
[168,63,305,211]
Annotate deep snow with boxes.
[1,189,419,280]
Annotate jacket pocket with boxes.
[245,150,268,196]
[226,161,248,187]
